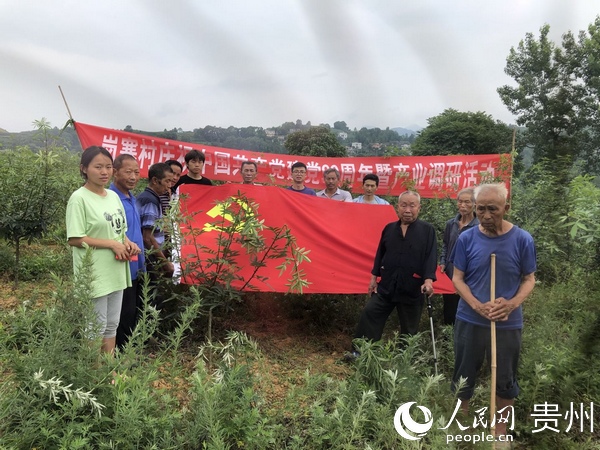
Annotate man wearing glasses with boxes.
[287,161,316,196]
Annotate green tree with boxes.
[498,19,600,172]
[571,17,600,166]
[0,119,79,287]
[354,127,401,148]
[284,126,347,157]
[411,109,513,156]
[154,128,178,140]
[276,121,296,135]
[333,121,349,132]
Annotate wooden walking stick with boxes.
[490,253,497,445]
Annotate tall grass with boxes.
[2,263,600,448]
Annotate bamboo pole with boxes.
[490,253,497,446]
[509,128,516,212]
[58,85,84,149]
[58,85,74,121]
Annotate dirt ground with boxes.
[0,279,56,310]
[216,293,356,406]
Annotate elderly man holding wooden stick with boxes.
[450,183,536,445]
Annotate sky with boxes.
[0,1,598,133]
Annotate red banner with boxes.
[75,122,510,198]
[178,183,455,295]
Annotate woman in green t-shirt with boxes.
[66,146,141,355]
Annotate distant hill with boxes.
[392,126,421,136]
[0,127,82,153]
[0,121,423,155]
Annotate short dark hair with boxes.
[80,146,112,180]
[241,160,257,170]
[165,159,183,171]
[363,173,379,186]
[148,162,173,181]
[184,150,205,164]
[291,161,307,171]
[113,153,137,170]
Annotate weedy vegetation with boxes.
[1,121,600,449]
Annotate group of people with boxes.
[286,161,391,205]
[351,183,536,443]
[67,145,536,442]
[66,148,182,355]
[65,146,395,356]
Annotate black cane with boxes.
[425,292,438,376]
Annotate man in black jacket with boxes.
[353,191,437,347]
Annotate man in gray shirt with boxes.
[317,168,352,202]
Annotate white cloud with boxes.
[0,0,598,132]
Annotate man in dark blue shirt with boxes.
[109,154,145,349]
[287,162,316,196]
[136,162,174,309]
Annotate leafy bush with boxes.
[0,240,72,281]
[181,332,280,449]
[511,161,600,282]
[0,263,184,449]
[20,245,72,281]
[0,119,80,286]
[276,335,460,449]
[0,241,15,275]
[515,274,600,448]
[161,191,311,340]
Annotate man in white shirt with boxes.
[317,168,353,202]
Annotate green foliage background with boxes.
[411,109,514,157]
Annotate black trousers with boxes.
[116,278,141,349]
[354,292,424,343]
[146,254,173,311]
[443,293,460,326]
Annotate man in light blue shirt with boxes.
[353,174,390,205]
